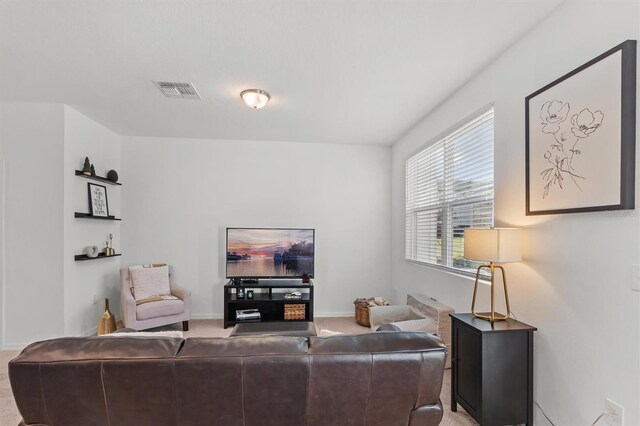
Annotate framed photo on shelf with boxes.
[525,39,636,215]
[88,183,109,217]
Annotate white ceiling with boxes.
[0,0,563,145]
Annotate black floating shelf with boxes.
[74,212,121,221]
[75,253,122,261]
[75,170,122,186]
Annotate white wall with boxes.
[391,1,640,424]
[63,106,122,336]
[122,136,391,318]
[0,103,65,348]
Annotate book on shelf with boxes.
[236,309,261,320]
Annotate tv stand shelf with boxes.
[223,280,314,328]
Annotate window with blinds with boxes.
[405,108,494,275]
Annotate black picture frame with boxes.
[525,39,636,215]
[88,182,110,217]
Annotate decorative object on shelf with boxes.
[237,288,245,299]
[97,298,117,335]
[284,291,302,300]
[240,89,270,109]
[82,157,92,175]
[106,169,119,183]
[84,245,100,258]
[90,164,96,176]
[104,233,115,256]
[88,183,109,217]
[301,273,310,284]
[463,227,522,323]
[526,39,636,215]
[246,290,254,299]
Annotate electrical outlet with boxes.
[92,295,98,305]
[605,398,624,426]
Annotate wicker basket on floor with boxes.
[355,305,370,327]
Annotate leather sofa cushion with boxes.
[136,299,184,320]
[10,337,184,363]
[178,336,309,358]
[308,331,445,354]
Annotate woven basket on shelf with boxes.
[355,305,370,327]
[284,304,306,320]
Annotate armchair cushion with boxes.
[368,305,423,329]
[389,318,436,333]
[130,265,171,301]
[136,299,185,321]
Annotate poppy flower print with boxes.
[538,100,604,198]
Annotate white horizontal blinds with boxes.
[406,108,494,274]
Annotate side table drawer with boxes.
[453,321,481,417]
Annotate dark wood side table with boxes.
[450,313,537,426]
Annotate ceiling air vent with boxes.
[153,81,201,99]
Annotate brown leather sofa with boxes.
[9,332,447,426]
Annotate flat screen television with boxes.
[226,228,315,279]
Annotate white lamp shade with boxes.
[241,89,270,109]
[463,228,522,263]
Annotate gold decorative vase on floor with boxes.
[98,298,117,335]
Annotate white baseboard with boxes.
[81,327,98,337]
[190,313,224,320]
[314,312,354,317]
[3,326,99,350]
[3,341,28,351]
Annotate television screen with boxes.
[226,228,315,278]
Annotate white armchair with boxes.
[120,266,191,331]
[369,293,453,368]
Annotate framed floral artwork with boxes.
[525,39,636,215]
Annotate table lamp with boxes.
[463,227,522,323]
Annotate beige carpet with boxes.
[0,317,475,426]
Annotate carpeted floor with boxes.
[0,317,475,425]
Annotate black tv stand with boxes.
[223,279,314,328]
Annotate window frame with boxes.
[404,104,495,279]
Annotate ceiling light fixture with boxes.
[241,89,270,109]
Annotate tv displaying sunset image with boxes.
[226,228,315,278]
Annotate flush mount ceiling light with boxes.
[240,89,270,109]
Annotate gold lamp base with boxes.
[471,262,511,323]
